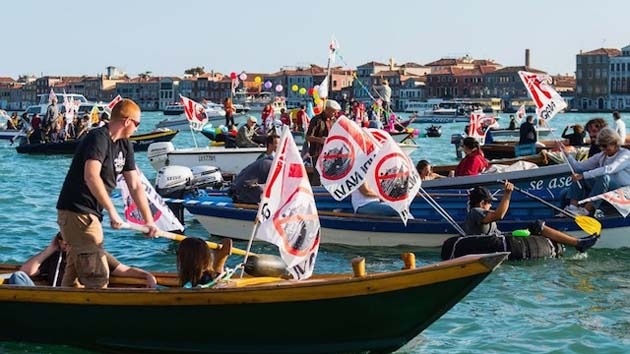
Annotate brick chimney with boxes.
[525,49,530,68]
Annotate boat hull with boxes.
[151,146,266,174]
[0,253,506,354]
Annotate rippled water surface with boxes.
[0,111,628,353]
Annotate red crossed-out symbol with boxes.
[319,135,354,180]
[273,187,320,257]
[373,152,411,202]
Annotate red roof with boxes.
[580,48,621,56]
[0,77,15,84]
[491,66,546,74]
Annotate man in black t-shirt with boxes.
[56,99,158,288]
[518,115,537,145]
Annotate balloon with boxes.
[275,84,283,93]
[413,128,419,136]
[313,106,322,115]
[307,88,314,96]
[314,98,322,105]
[291,84,298,92]
[254,76,262,83]
[264,81,272,89]
[299,87,306,95]
[215,128,221,134]
[230,72,237,80]
[239,72,247,81]
[221,126,228,133]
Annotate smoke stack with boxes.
[525,49,530,68]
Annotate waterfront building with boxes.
[609,44,630,111]
[575,47,620,111]
[116,76,160,110]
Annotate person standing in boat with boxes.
[518,115,537,145]
[585,118,607,157]
[613,111,626,145]
[6,232,156,288]
[374,79,392,118]
[561,124,587,146]
[305,99,341,167]
[295,104,309,132]
[56,99,158,289]
[508,115,517,130]
[224,97,236,130]
[453,137,489,177]
[464,182,598,253]
[261,104,274,133]
[44,96,58,130]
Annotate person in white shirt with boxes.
[351,182,398,216]
[613,111,626,145]
[565,127,630,217]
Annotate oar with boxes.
[497,180,602,235]
[121,222,249,256]
[121,223,289,278]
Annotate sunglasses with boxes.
[127,118,140,127]
[598,144,609,149]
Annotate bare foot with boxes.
[213,238,233,274]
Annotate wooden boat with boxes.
[0,252,507,354]
[15,129,179,154]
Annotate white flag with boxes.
[518,71,567,121]
[516,104,526,122]
[316,116,380,201]
[364,138,421,225]
[106,95,123,113]
[180,95,208,131]
[328,36,339,63]
[318,76,329,99]
[579,186,630,217]
[117,168,185,232]
[467,112,486,142]
[255,127,320,279]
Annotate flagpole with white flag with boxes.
[180,95,208,148]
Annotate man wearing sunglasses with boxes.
[564,127,630,217]
[56,99,158,288]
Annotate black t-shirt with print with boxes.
[56,126,135,219]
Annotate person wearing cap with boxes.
[465,181,598,253]
[236,116,261,148]
[306,99,341,166]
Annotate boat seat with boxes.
[514,143,536,157]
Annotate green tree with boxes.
[184,66,205,76]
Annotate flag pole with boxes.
[239,219,260,278]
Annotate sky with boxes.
[2,0,628,79]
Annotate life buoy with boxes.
[440,234,563,261]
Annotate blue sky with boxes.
[2,0,627,78]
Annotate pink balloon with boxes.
[275,84,283,93]
[230,72,237,80]
[264,81,272,89]
[239,72,247,81]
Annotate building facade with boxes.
[575,48,620,111]
[609,45,630,111]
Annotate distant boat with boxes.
[163,103,185,115]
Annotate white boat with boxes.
[487,126,555,142]
[416,100,484,123]
[403,99,443,113]
[24,93,89,116]
[162,103,184,115]
[147,142,265,174]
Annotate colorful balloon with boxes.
[239,72,247,81]
[254,76,262,83]
[275,84,283,93]
[313,106,322,115]
[307,88,314,96]
[291,84,298,92]
[230,72,237,80]
[299,87,306,95]
[264,81,272,89]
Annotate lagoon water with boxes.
[0,111,629,353]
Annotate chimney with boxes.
[389,57,395,70]
[525,49,530,68]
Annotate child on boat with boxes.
[177,238,233,288]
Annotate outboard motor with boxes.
[190,165,223,190]
[155,165,193,224]
[147,142,175,171]
[451,133,465,159]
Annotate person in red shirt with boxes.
[279,108,291,127]
[454,137,489,176]
[295,104,309,132]
[261,104,274,132]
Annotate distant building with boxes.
[575,47,621,111]
[609,44,630,111]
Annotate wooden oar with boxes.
[498,180,602,235]
[121,223,249,256]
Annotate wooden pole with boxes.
[351,257,366,277]
[402,253,416,270]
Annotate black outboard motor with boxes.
[155,166,194,224]
[451,133,465,159]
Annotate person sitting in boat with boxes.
[257,134,279,161]
[416,160,443,181]
[47,116,67,143]
[562,127,630,217]
[236,116,262,148]
[585,118,608,157]
[351,182,398,217]
[29,113,43,144]
[518,115,537,145]
[562,124,587,146]
[177,237,233,288]
[228,156,274,204]
[5,113,17,130]
[6,232,157,287]
[463,182,598,255]
[75,115,90,139]
[454,137,489,177]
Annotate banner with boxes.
[117,168,185,232]
[579,186,630,217]
[518,71,567,121]
[255,127,320,279]
[316,116,379,201]
[180,95,208,131]
[364,138,421,225]
[106,94,123,113]
[516,104,526,122]
[467,112,486,141]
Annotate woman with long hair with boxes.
[177,238,232,288]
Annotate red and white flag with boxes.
[255,126,320,279]
[328,36,339,63]
[518,71,567,121]
[579,186,630,217]
[364,138,421,225]
[317,116,379,201]
[180,95,207,131]
[468,112,486,141]
[106,94,123,113]
[117,167,185,232]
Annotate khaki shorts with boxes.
[57,210,109,288]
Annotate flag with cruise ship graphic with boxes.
[180,95,207,131]
[518,71,567,121]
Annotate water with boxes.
[0,112,629,353]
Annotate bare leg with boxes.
[213,238,232,274]
[540,225,578,247]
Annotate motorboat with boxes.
[155,102,225,130]
[416,100,484,123]
[163,103,185,115]
[425,125,442,137]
